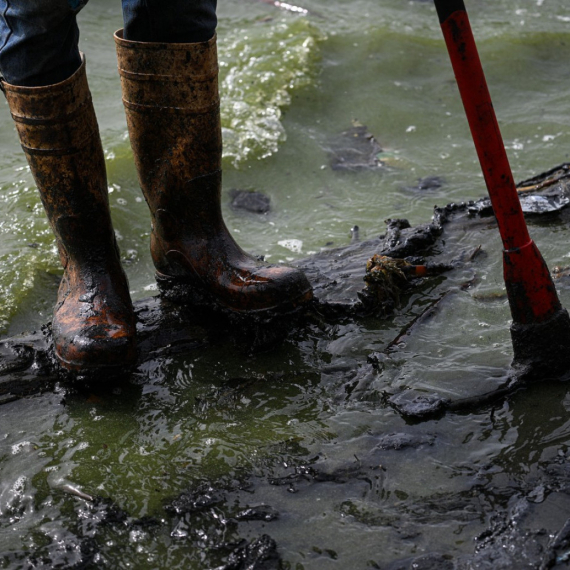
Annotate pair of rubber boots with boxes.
[2,32,312,372]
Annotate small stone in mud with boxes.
[350,225,360,242]
[328,122,384,172]
[229,189,271,214]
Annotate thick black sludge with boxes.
[44,404,570,569]
[2,164,570,411]
[3,165,570,568]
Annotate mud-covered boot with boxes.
[2,58,136,372]
[114,31,313,344]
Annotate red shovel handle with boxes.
[434,0,562,324]
[435,0,528,250]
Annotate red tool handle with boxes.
[434,0,562,324]
[436,0,527,250]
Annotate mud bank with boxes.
[2,164,570,411]
[3,165,570,569]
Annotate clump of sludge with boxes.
[361,254,451,316]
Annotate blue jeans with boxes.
[0,0,217,86]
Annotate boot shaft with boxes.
[115,30,222,201]
[2,58,136,370]
[3,59,100,159]
[2,58,116,266]
[115,32,313,318]
[115,30,219,111]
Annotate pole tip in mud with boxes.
[510,306,570,380]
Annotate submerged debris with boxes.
[403,176,445,193]
[518,193,570,215]
[552,265,570,285]
[517,162,570,193]
[328,122,385,171]
[380,217,443,258]
[163,478,283,568]
[517,162,570,214]
[350,224,360,243]
[229,189,271,214]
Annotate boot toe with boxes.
[200,262,313,314]
[54,323,136,371]
[236,264,313,313]
[157,259,313,315]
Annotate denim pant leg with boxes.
[0,0,217,87]
[122,0,217,43]
[0,0,88,86]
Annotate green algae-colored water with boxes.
[2,0,570,568]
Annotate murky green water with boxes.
[2,0,570,568]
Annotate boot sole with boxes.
[155,272,313,317]
[155,272,313,352]
[55,352,135,376]
[53,342,137,377]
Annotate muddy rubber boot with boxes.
[114,31,313,340]
[2,58,136,372]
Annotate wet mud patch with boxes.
[3,165,570,413]
[2,375,570,569]
[0,469,284,569]
[3,165,570,568]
